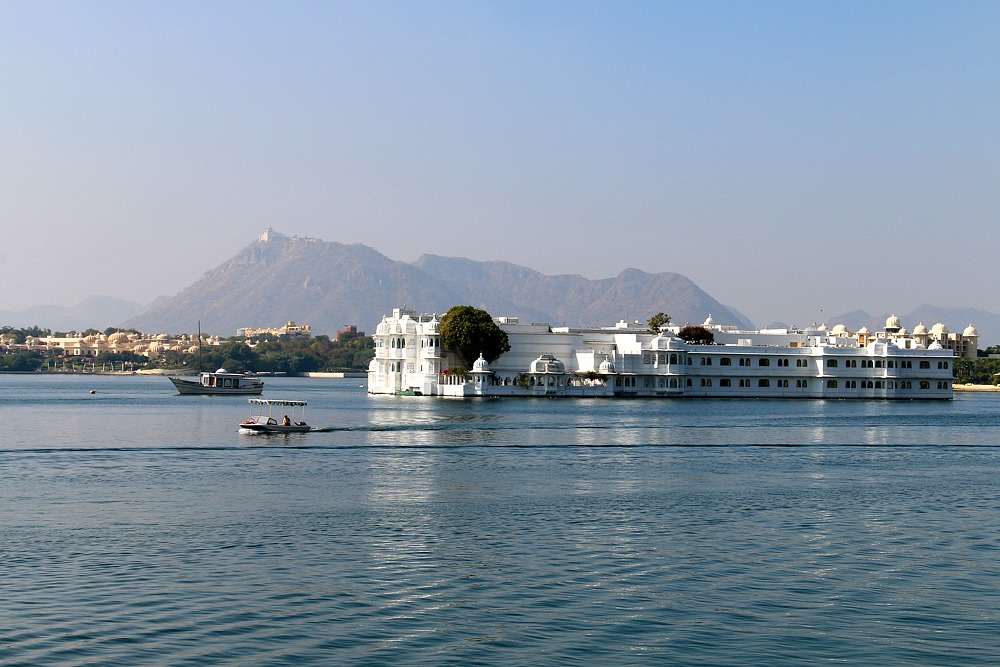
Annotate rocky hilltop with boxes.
[122,230,753,336]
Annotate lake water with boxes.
[2,374,1000,665]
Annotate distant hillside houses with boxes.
[237,321,312,338]
[2,332,222,358]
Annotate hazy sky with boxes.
[2,1,998,327]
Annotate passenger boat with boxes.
[239,398,310,433]
[170,369,265,395]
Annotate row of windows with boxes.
[377,337,441,349]
[378,337,413,349]
[826,359,948,369]
[622,377,951,391]
[641,354,950,370]
[384,361,416,373]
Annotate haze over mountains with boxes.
[120,230,754,336]
[4,229,998,346]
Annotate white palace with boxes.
[368,307,979,400]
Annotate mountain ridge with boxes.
[8,231,996,346]
[120,231,753,335]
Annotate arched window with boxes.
[827,359,838,368]
[827,380,838,388]
[758,379,770,387]
[759,358,770,367]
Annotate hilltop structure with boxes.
[236,321,312,338]
[369,309,977,400]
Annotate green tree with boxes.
[439,305,511,365]
[0,351,43,371]
[648,312,671,334]
[677,325,715,344]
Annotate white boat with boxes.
[170,368,265,395]
[239,398,310,433]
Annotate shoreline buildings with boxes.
[369,308,979,400]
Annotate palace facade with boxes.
[368,308,979,400]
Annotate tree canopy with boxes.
[677,325,715,344]
[439,306,511,365]
[648,312,671,334]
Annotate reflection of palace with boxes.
[368,308,977,400]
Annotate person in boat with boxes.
[282,415,291,426]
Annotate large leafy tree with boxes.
[439,306,511,365]
[677,325,715,344]
[648,312,671,334]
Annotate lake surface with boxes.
[2,374,1000,665]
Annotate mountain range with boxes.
[4,229,997,346]
[120,230,755,336]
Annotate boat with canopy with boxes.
[239,398,309,433]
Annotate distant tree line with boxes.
[177,332,374,374]
[0,325,374,374]
[954,346,1000,385]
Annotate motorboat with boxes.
[239,398,310,433]
[170,368,265,395]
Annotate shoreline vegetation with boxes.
[0,326,375,375]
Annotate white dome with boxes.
[599,357,615,373]
[703,314,715,327]
[964,324,978,337]
[666,336,687,350]
[885,315,902,330]
[529,354,565,374]
[831,324,850,336]
[650,334,670,349]
[857,326,871,335]
[931,323,949,335]
[472,353,490,373]
[108,331,129,343]
[912,323,928,335]
[928,341,944,350]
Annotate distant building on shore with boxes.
[3,331,221,359]
[237,321,312,339]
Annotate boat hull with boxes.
[170,376,264,395]
[238,422,310,434]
